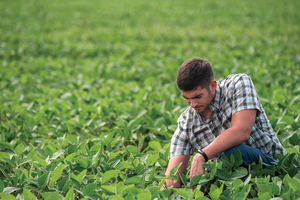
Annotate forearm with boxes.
[201,109,257,159]
[202,126,250,159]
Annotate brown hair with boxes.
[177,58,214,91]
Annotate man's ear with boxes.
[210,80,217,93]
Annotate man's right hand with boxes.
[160,155,190,190]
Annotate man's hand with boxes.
[190,153,206,189]
[161,155,190,191]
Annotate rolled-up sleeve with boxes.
[231,75,263,116]
[170,115,193,158]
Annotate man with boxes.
[162,58,286,189]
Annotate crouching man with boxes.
[161,58,286,189]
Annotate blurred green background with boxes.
[1,0,299,143]
[0,0,300,199]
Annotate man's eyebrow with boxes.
[182,93,203,99]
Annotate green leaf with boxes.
[158,159,167,167]
[232,179,243,189]
[216,168,230,180]
[237,184,251,199]
[65,187,74,200]
[50,164,65,188]
[74,157,89,169]
[50,150,64,160]
[92,150,100,165]
[148,187,160,198]
[269,183,280,195]
[2,158,15,166]
[179,171,187,186]
[101,185,115,194]
[286,176,300,191]
[136,190,151,200]
[67,145,78,154]
[1,122,10,130]
[116,161,130,170]
[41,192,63,200]
[33,155,47,168]
[257,183,272,195]
[221,154,233,169]
[158,176,167,190]
[102,170,120,184]
[104,132,115,145]
[84,195,103,200]
[72,169,87,184]
[25,179,39,187]
[38,172,51,188]
[16,158,32,167]
[289,133,299,146]
[244,174,251,186]
[148,141,162,151]
[229,167,248,179]
[126,145,140,154]
[3,187,19,194]
[287,167,299,178]
[257,192,271,199]
[233,149,243,168]
[209,184,221,200]
[0,180,4,192]
[146,154,159,166]
[116,182,124,195]
[23,189,37,200]
[281,115,295,124]
[15,143,25,156]
[65,152,77,162]
[136,110,147,119]
[124,176,142,184]
[190,174,202,187]
[193,189,205,198]
[171,188,189,198]
[0,152,10,162]
[82,183,98,196]
[58,174,70,192]
[0,193,17,200]
[170,162,182,176]
[230,154,235,166]
[19,170,28,185]
[112,195,125,200]
[149,167,156,181]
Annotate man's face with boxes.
[181,81,216,113]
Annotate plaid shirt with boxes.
[170,74,286,160]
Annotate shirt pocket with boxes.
[193,125,208,136]
[192,125,213,149]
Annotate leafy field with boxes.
[0,0,300,199]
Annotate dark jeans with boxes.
[185,143,275,184]
[218,143,275,167]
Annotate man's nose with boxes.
[190,100,197,107]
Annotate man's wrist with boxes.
[197,149,208,162]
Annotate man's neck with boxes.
[201,90,216,121]
[201,108,212,121]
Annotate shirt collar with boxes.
[209,84,221,111]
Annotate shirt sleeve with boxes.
[170,114,194,158]
[231,74,263,115]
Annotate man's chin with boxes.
[193,107,204,112]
